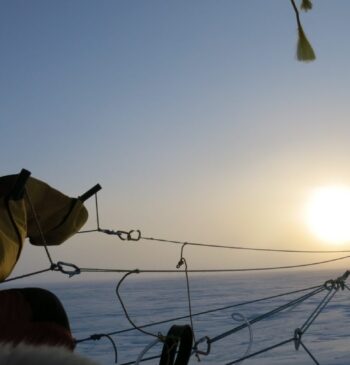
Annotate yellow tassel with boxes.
[300,0,313,12]
[297,25,316,61]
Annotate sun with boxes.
[305,186,350,244]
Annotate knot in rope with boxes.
[324,279,337,291]
[324,278,345,291]
[294,328,303,350]
[176,258,185,269]
[176,242,188,269]
[51,261,81,277]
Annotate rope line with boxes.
[299,340,320,365]
[24,188,54,265]
[225,338,294,365]
[0,267,53,283]
[77,197,350,254]
[115,270,161,339]
[231,312,253,364]
[300,287,338,334]
[120,354,161,365]
[141,235,350,254]
[176,243,199,359]
[209,286,325,344]
[76,334,118,364]
[1,253,345,284]
[75,284,323,341]
[78,254,350,273]
[134,338,161,365]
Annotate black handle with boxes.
[78,184,102,202]
[10,169,31,200]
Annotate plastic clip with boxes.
[56,261,81,278]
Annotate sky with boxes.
[2,0,350,281]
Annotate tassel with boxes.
[297,25,316,61]
[290,0,316,62]
[300,0,313,12]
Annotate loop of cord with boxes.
[134,338,161,365]
[231,312,253,364]
[77,334,118,364]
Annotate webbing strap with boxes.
[159,325,193,365]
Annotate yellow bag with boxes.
[0,171,92,281]
[25,177,88,246]
[0,195,27,281]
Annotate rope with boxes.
[225,338,294,365]
[231,312,253,364]
[120,354,161,365]
[300,286,338,334]
[75,284,323,340]
[176,243,199,359]
[24,188,54,265]
[76,195,350,254]
[115,270,161,339]
[210,286,325,344]
[0,267,53,283]
[95,193,100,230]
[141,235,350,254]
[299,341,320,365]
[78,254,350,273]
[134,338,161,365]
[76,334,118,364]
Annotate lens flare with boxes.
[305,186,350,244]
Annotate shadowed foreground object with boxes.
[0,343,99,365]
[0,288,75,350]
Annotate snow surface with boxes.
[12,270,350,364]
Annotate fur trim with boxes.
[0,343,100,365]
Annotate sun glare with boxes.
[305,186,350,244]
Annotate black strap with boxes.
[9,169,31,200]
[159,325,193,365]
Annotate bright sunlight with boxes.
[305,186,350,244]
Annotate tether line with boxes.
[24,188,54,265]
[225,338,294,365]
[75,284,323,340]
[142,235,350,254]
[77,194,350,254]
[78,254,350,274]
[300,288,338,334]
[210,286,325,344]
[0,267,53,283]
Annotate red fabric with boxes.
[0,290,75,350]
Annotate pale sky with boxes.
[2,0,350,281]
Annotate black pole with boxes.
[78,184,102,202]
